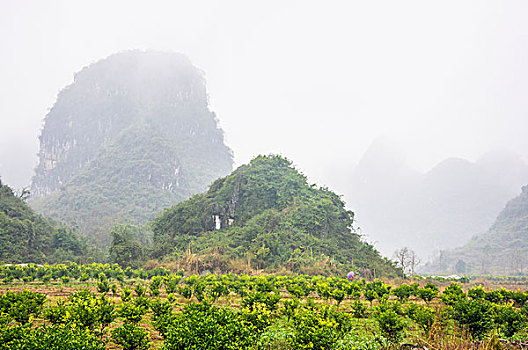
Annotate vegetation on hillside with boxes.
[0,179,87,263]
[151,155,397,277]
[424,185,528,275]
[31,50,233,247]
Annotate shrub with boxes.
[496,304,526,338]
[451,298,496,339]
[117,302,147,324]
[242,291,281,311]
[0,324,106,350]
[0,290,46,325]
[288,305,351,349]
[177,285,193,300]
[164,275,182,294]
[441,283,466,306]
[207,281,229,302]
[111,323,150,350]
[351,299,367,318]
[121,287,133,302]
[43,300,68,325]
[373,307,405,343]
[150,299,172,322]
[134,283,147,298]
[392,284,412,303]
[161,302,256,350]
[242,302,273,332]
[364,280,391,304]
[281,298,299,321]
[417,283,439,303]
[67,290,115,331]
[406,303,435,333]
[97,279,110,294]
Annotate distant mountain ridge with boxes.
[31,50,233,246]
[345,138,528,260]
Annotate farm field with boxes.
[1,263,528,350]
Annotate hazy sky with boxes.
[1,0,528,195]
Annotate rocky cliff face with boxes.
[31,50,233,246]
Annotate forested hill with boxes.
[0,179,85,263]
[30,50,233,246]
[152,155,398,277]
[423,185,528,275]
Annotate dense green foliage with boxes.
[0,179,86,263]
[2,263,528,349]
[152,155,396,276]
[31,50,233,247]
[109,224,151,268]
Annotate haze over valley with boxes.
[1,1,528,273]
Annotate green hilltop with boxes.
[151,155,397,277]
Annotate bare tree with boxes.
[409,249,421,279]
[393,247,410,278]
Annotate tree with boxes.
[408,249,421,278]
[455,259,466,274]
[108,225,150,268]
[393,247,410,278]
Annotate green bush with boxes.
[97,279,110,294]
[417,283,439,303]
[242,291,281,311]
[241,302,273,332]
[351,299,367,318]
[162,302,256,350]
[441,283,466,306]
[450,298,496,339]
[0,290,46,325]
[134,283,147,297]
[288,305,351,349]
[364,280,390,304]
[496,304,526,338]
[373,307,405,343]
[0,324,106,350]
[207,281,229,302]
[164,275,182,294]
[43,300,68,325]
[111,323,150,350]
[405,303,435,333]
[392,284,412,303]
[67,290,115,331]
[117,302,147,324]
[150,299,173,322]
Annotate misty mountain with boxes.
[30,50,233,246]
[345,138,528,260]
[151,155,398,276]
[423,185,528,275]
